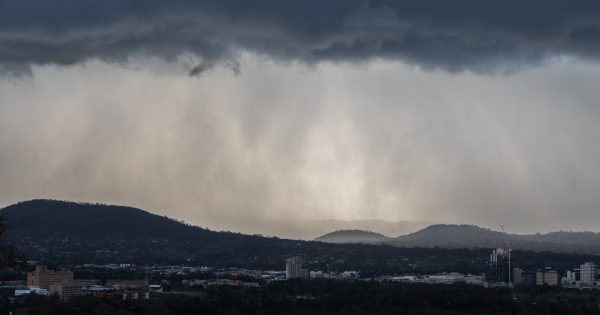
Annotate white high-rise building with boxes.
[286,257,308,279]
[580,262,597,283]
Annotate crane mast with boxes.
[500,225,511,287]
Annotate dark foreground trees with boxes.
[4,281,600,315]
[0,215,24,269]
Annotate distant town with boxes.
[1,243,600,303]
[3,201,600,313]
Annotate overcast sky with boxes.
[2,0,600,234]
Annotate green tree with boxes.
[0,215,25,269]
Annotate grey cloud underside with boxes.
[2,0,600,74]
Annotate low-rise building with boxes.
[513,268,523,285]
[49,283,82,301]
[105,279,148,290]
[391,275,417,282]
[148,284,163,292]
[339,271,359,280]
[536,268,558,286]
[424,273,467,284]
[465,274,485,286]
[566,268,581,282]
[15,286,49,297]
[122,291,150,300]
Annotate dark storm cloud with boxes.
[1,0,600,74]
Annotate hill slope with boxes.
[1,199,210,239]
[0,200,260,266]
[391,224,600,254]
[392,225,506,248]
[3,200,600,276]
[315,230,390,244]
[0,200,503,275]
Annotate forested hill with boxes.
[2,200,600,276]
[0,200,495,275]
[315,230,390,244]
[391,224,600,254]
[0,200,290,266]
[1,199,213,240]
[392,225,506,248]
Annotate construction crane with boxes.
[500,225,512,286]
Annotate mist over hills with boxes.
[207,218,433,240]
[316,224,600,254]
[315,230,390,244]
[392,225,507,248]
[392,224,600,253]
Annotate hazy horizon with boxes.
[4,198,600,238]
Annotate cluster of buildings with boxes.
[381,273,485,285]
[182,279,260,289]
[485,247,561,287]
[284,257,489,286]
[5,253,600,302]
[484,247,600,289]
[285,253,600,291]
[0,265,160,301]
[562,262,600,289]
[26,265,79,300]
[285,257,359,280]
[141,265,212,276]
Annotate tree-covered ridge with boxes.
[1,199,213,239]
[1,200,600,277]
[392,224,600,254]
[315,230,390,244]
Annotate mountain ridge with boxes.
[391,224,600,253]
[0,199,523,276]
[4,199,600,269]
[313,224,600,254]
[315,230,390,244]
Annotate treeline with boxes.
[4,281,600,314]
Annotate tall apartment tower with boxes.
[485,248,511,284]
[286,258,308,279]
[580,262,597,283]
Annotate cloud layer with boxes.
[2,0,600,74]
[2,57,600,234]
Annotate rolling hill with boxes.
[390,224,600,254]
[205,217,435,240]
[315,230,390,244]
[3,200,600,276]
[0,200,502,275]
[313,224,600,254]
[391,225,506,248]
[1,199,211,239]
